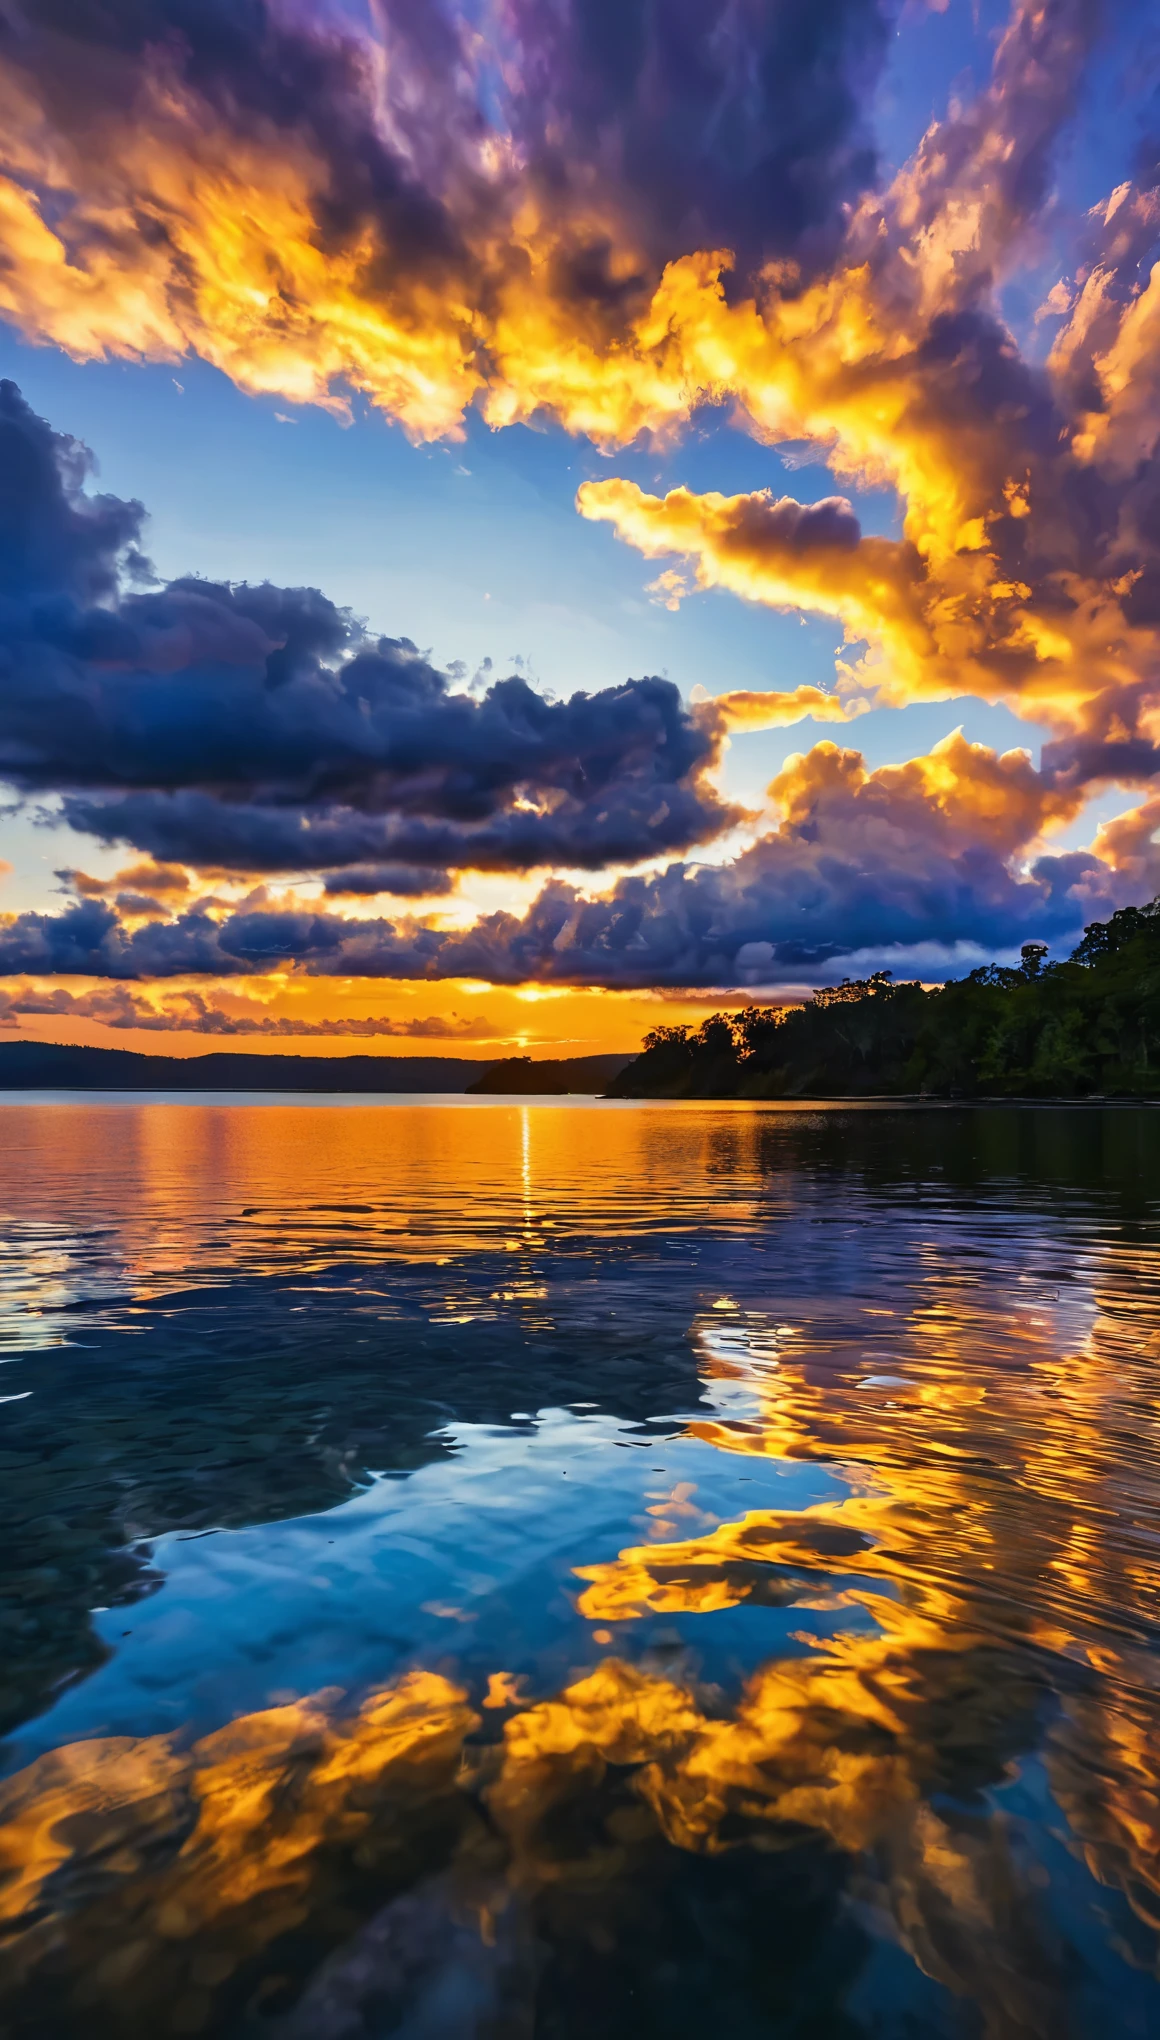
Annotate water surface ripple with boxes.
[1,1098,1158,2038]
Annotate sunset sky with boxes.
[0,0,1158,1056]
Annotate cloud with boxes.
[0,982,502,1039]
[0,0,1107,474]
[0,898,233,978]
[0,0,1114,480]
[0,0,892,440]
[0,379,735,874]
[691,684,861,735]
[502,0,889,281]
[55,778,737,877]
[571,67,1160,805]
[0,2,1156,995]
[1,6,1153,805]
[63,862,191,899]
[320,865,454,898]
[581,480,931,697]
[1,732,1149,990]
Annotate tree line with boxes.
[608,900,1160,1099]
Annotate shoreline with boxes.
[0,1088,1156,1108]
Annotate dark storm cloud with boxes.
[57,775,731,876]
[6,0,467,275]
[0,898,228,978]
[0,0,893,382]
[503,0,892,280]
[320,865,454,898]
[0,380,734,872]
[1,760,1141,989]
[0,345,1151,992]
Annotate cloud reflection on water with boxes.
[0,1100,1158,2035]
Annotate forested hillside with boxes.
[609,902,1160,1100]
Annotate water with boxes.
[1,1096,1158,2039]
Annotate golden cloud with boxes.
[0,0,1157,955]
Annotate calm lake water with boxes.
[1,1096,1159,2039]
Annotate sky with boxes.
[0,0,1158,1057]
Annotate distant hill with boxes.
[0,1039,634,1093]
[0,1040,485,1091]
[464,1053,634,1094]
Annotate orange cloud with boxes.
[0,0,1156,985]
[67,862,192,902]
[769,731,1085,857]
[580,478,936,701]
[691,684,862,736]
[577,469,1160,758]
[0,0,1109,473]
[0,1,1152,794]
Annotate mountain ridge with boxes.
[0,1040,631,1093]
